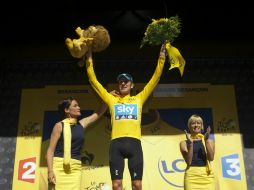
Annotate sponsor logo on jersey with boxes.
[114,104,138,120]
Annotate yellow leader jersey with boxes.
[86,56,165,140]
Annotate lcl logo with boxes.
[158,157,186,188]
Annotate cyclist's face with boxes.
[118,80,132,95]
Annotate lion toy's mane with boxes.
[66,25,110,59]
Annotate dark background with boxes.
[1,0,254,60]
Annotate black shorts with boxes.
[109,137,143,180]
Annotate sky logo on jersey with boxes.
[221,153,241,180]
[114,104,138,120]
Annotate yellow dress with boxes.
[49,119,83,190]
[184,166,215,190]
[184,135,215,190]
[49,157,82,190]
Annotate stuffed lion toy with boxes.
[65,25,110,59]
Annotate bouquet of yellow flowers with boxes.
[140,15,186,77]
[140,16,181,48]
